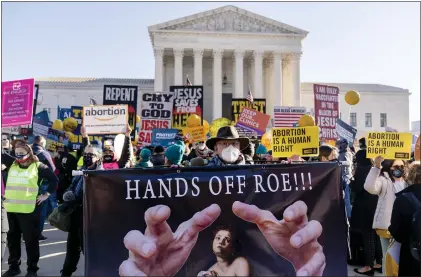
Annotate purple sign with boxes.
[1,79,35,127]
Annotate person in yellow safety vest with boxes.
[2,140,58,277]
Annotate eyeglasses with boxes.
[83,153,97,158]
[391,165,404,170]
[217,141,240,148]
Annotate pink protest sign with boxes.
[1,78,35,127]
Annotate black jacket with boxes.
[32,144,56,172]
[350,164,378,231]
[388,184,421,277]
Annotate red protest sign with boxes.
[314,84,340,140]
[235,107,270,136]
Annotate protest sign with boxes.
[84,163,347,276]
[415,135,420,161]
[82,105,128,135]
[151,128,179,147]
[235,107,270,136]
[139,92,174,145]
[314,84,339,140]
[32,111,51,138]
[57,106,72,120]
[273,106,307,128]
[45,128,69,152]
[67,106,103,150]
[170,86,204,128]
[272,126,320,158]
[232,99,266,137]
[183,126,207,143]
[103,85,138,141]
[335,119,357,144]
[366,132,412,159]
[1,78,35,127]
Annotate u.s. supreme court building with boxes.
[34,5,411,138]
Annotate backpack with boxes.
[403,192,421,261]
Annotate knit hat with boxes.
[91,139,103,150]
[256,144,268,155]
[165,143,185,165]
[140,148,152,160]
[190,157,206,167]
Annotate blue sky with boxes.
[2,2,420,122]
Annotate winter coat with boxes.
[388,184,421,277]
[32,144,56,171]
[135,160,153,168]
[207,155,246,166]
[364,167,407,230]
[350,164,378,231]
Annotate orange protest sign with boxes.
[234,107,270,136]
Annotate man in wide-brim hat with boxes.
[206,126,249,166]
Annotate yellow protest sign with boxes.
[366,132,412,160]
[272,126,320,158]
[183,126,207,143]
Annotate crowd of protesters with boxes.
[1,125,420,277]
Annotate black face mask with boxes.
[392,168,403,178]
[103,155,113,163]
[83,156,94,167]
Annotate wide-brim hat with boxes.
[206,126,249,150]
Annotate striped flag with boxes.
[246,85,254,103]
[186,75,192,86]
[273,106,307,127]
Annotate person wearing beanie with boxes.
[165,142,185,167]
[190,157,206,167]
[135,149,153,168]
[151,145,165,167]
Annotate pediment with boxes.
[148,5,308,36]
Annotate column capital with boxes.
[233,50,245,59]
[253,50,264,59]
[288,52,302,61]
[213,49,224,59]
[264,59,273,68]
[154,47,164,57]
[272,51,282,59]
[193,48,204,57]
[173,48,184,57]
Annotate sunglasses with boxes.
[83,153,97,158]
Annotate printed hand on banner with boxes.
[232,201,325,276]
[125,124,132,137]
[119,204,221,277]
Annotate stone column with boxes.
[290,52,302,106]
[213,49,223,119]
[173,48,184,86]
[193,49,204,85]
[253,50,264,98]
[233,50,245,98]
[273,52,282,106]
[154,47,164,91]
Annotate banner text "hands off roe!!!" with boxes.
[125,172,313,200]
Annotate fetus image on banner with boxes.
[119,201,325,277]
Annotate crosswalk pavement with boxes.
[1,223,381,276]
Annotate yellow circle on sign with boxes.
[186,114,201,128]
[298,114,315,127]
[136,115,141,123]
[63,117,78,132]
[345,90,360,105]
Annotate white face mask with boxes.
[197,143,206,150]
[220,145,240,163]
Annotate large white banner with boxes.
[139,91,174,145]
[83,105,128,135]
